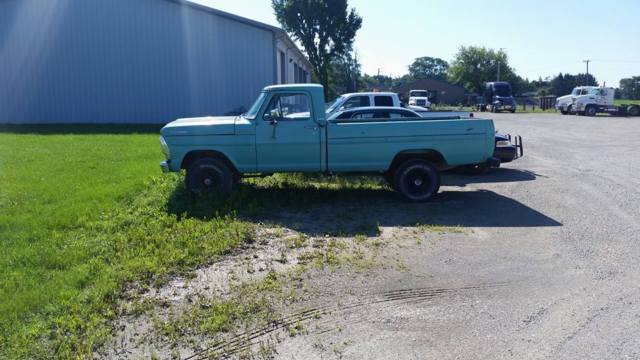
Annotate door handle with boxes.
[466,127,474,131]
[304,125,319,131]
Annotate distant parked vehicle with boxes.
[479,82,516,113]
[407,90,432,109]
[573,87,640,117]
[555,86,596,115]
[327,106,425,121]
[325,92,401,115]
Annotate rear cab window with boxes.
[374,96,394,106]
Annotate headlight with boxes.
[496,140,511,147]
[159,136,170,159]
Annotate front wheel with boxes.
[186,158,234,195]
[585,105,597,117]
[393,159,441,202]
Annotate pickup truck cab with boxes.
[160,84,498,202]
[325,92,401,115]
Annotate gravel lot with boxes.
[265,112,640,359]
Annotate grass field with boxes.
[615,99,640,106]
[0,126,258,359]
[0,125,387,359]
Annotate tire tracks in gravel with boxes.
[183,282,510,359]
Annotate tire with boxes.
[186,158,233,195]
[510,109,516,113]
[628,105,640,117]
[393,159,440,202]
[567,105,573,114]
[491,105,498,113]
[585,105,597,117]
[560,110,568,115]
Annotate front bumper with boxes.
[160,160,171,173]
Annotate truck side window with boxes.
[390,111,419,118]
[343,96,371,109]
[351,112,376,120]
[374,96,394,106]
[263,93,311,120]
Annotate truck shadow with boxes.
[443,167,541,186]
[167,170,560,237]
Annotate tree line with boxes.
[272,0,639,101]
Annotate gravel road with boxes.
[267,113,640,359]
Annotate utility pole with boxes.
[497,48,506,81]
[583,59,591,85]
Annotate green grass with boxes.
[0,126,256,359]
[0,125,389,359]
[614,99,640,106]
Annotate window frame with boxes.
[262,92,314,122]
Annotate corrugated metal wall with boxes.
[0,0,275,124]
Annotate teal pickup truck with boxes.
[160,84,497,202]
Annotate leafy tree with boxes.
[448,46,517,94]
[617,77,640,99]
[328,51,361,99]
[272,0,362,98]
[408,56,449,80]
[549,73,598,96]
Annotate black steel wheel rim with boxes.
[403,168,432,198]
[197,167,220,190]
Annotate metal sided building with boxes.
[0,0,312,124]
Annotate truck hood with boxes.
[556,94,573,102]
[161,116,237,136]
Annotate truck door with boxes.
[256,92,321,172]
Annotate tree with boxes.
[272,0,362,98]
[448,46,517,94]
[618,76,640,100]
[328,51,361,99]
[408,57,449,80]
[549,73,598,96]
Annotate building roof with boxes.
[164,0,311,68]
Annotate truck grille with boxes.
[416,99,427,106]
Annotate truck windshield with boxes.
[494,84,512,97]
[410,91,429,97]
[326,96,346,114]
[244,92,267,119]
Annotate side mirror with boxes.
[266,109,281,124]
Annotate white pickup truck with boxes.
[326,92,468,118]
[326,92,401,114]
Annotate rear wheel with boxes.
[585,105,597,117]
[186,158,233,195]
[628,105,640,117]
[393,159,440,202]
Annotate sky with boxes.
[196,0,640,87]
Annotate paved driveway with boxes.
[266,113,640,359]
